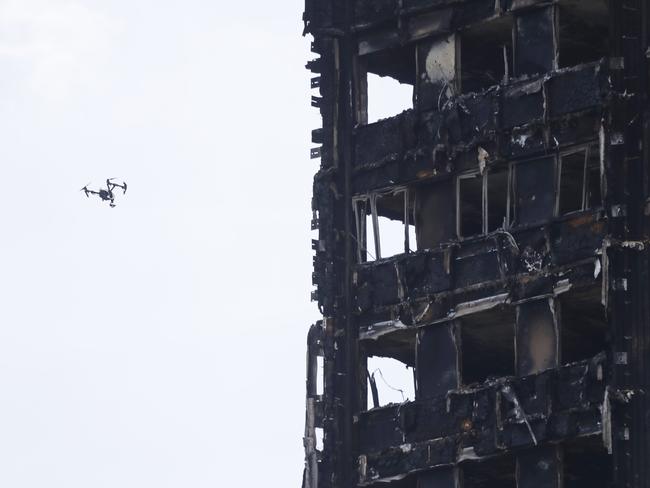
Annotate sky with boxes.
[0,1,321,486]
[0,2,419,486]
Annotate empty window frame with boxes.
[460,17,514,93]
[356,45,416,125]
[367,356,415,408]
[556,144,601,216]
[457,167,510,238]
[353,189,416,262]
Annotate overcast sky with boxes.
[0,1,323,486]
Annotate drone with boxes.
[81,179,128,207]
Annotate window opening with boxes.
[458,167,511,238]
[315,427,324,451]
[461,17,513,93]
[558,150,587,215]
[358,45,416,125]
[557,144,601,216]
[461,306,516,385]
[354,190,415,262]
[367,356,415,408]
[376,192,409,259]
[367,74,414,124]
[513,157,556,226]
[408,220,417,253]
[560,286,607,365]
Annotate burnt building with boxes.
[302,1,650,487]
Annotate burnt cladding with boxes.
[303,1,650,488]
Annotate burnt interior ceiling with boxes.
[365,45,416,85]
[303,0,650,486]
[376,192,406,221]
[364,329,416,367]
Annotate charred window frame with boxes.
[460,17,514,93]
[355,44,416,125]
[456,167,511,239]
[353,189,416,262]
[556,144,602,216]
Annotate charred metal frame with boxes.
[303,1,650,487]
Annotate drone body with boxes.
[81,179,127,207]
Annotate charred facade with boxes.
[303,1,650,488]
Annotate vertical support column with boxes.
[416,322,461,488]
[607,0,646,485]
[515,299,562,488]
[354,55,368,126]
[514,6,558,77]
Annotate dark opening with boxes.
[559,1,610,68]
[361,45,416,124]
[514,157,556,226]
[459,174,483,238]
[487,168,509,231]
[563,436,613,487]
[462,454,516,488]
[559,150,586,215]
[560,285,608,365]
[461,306,516,385]
[461,17,513,93]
